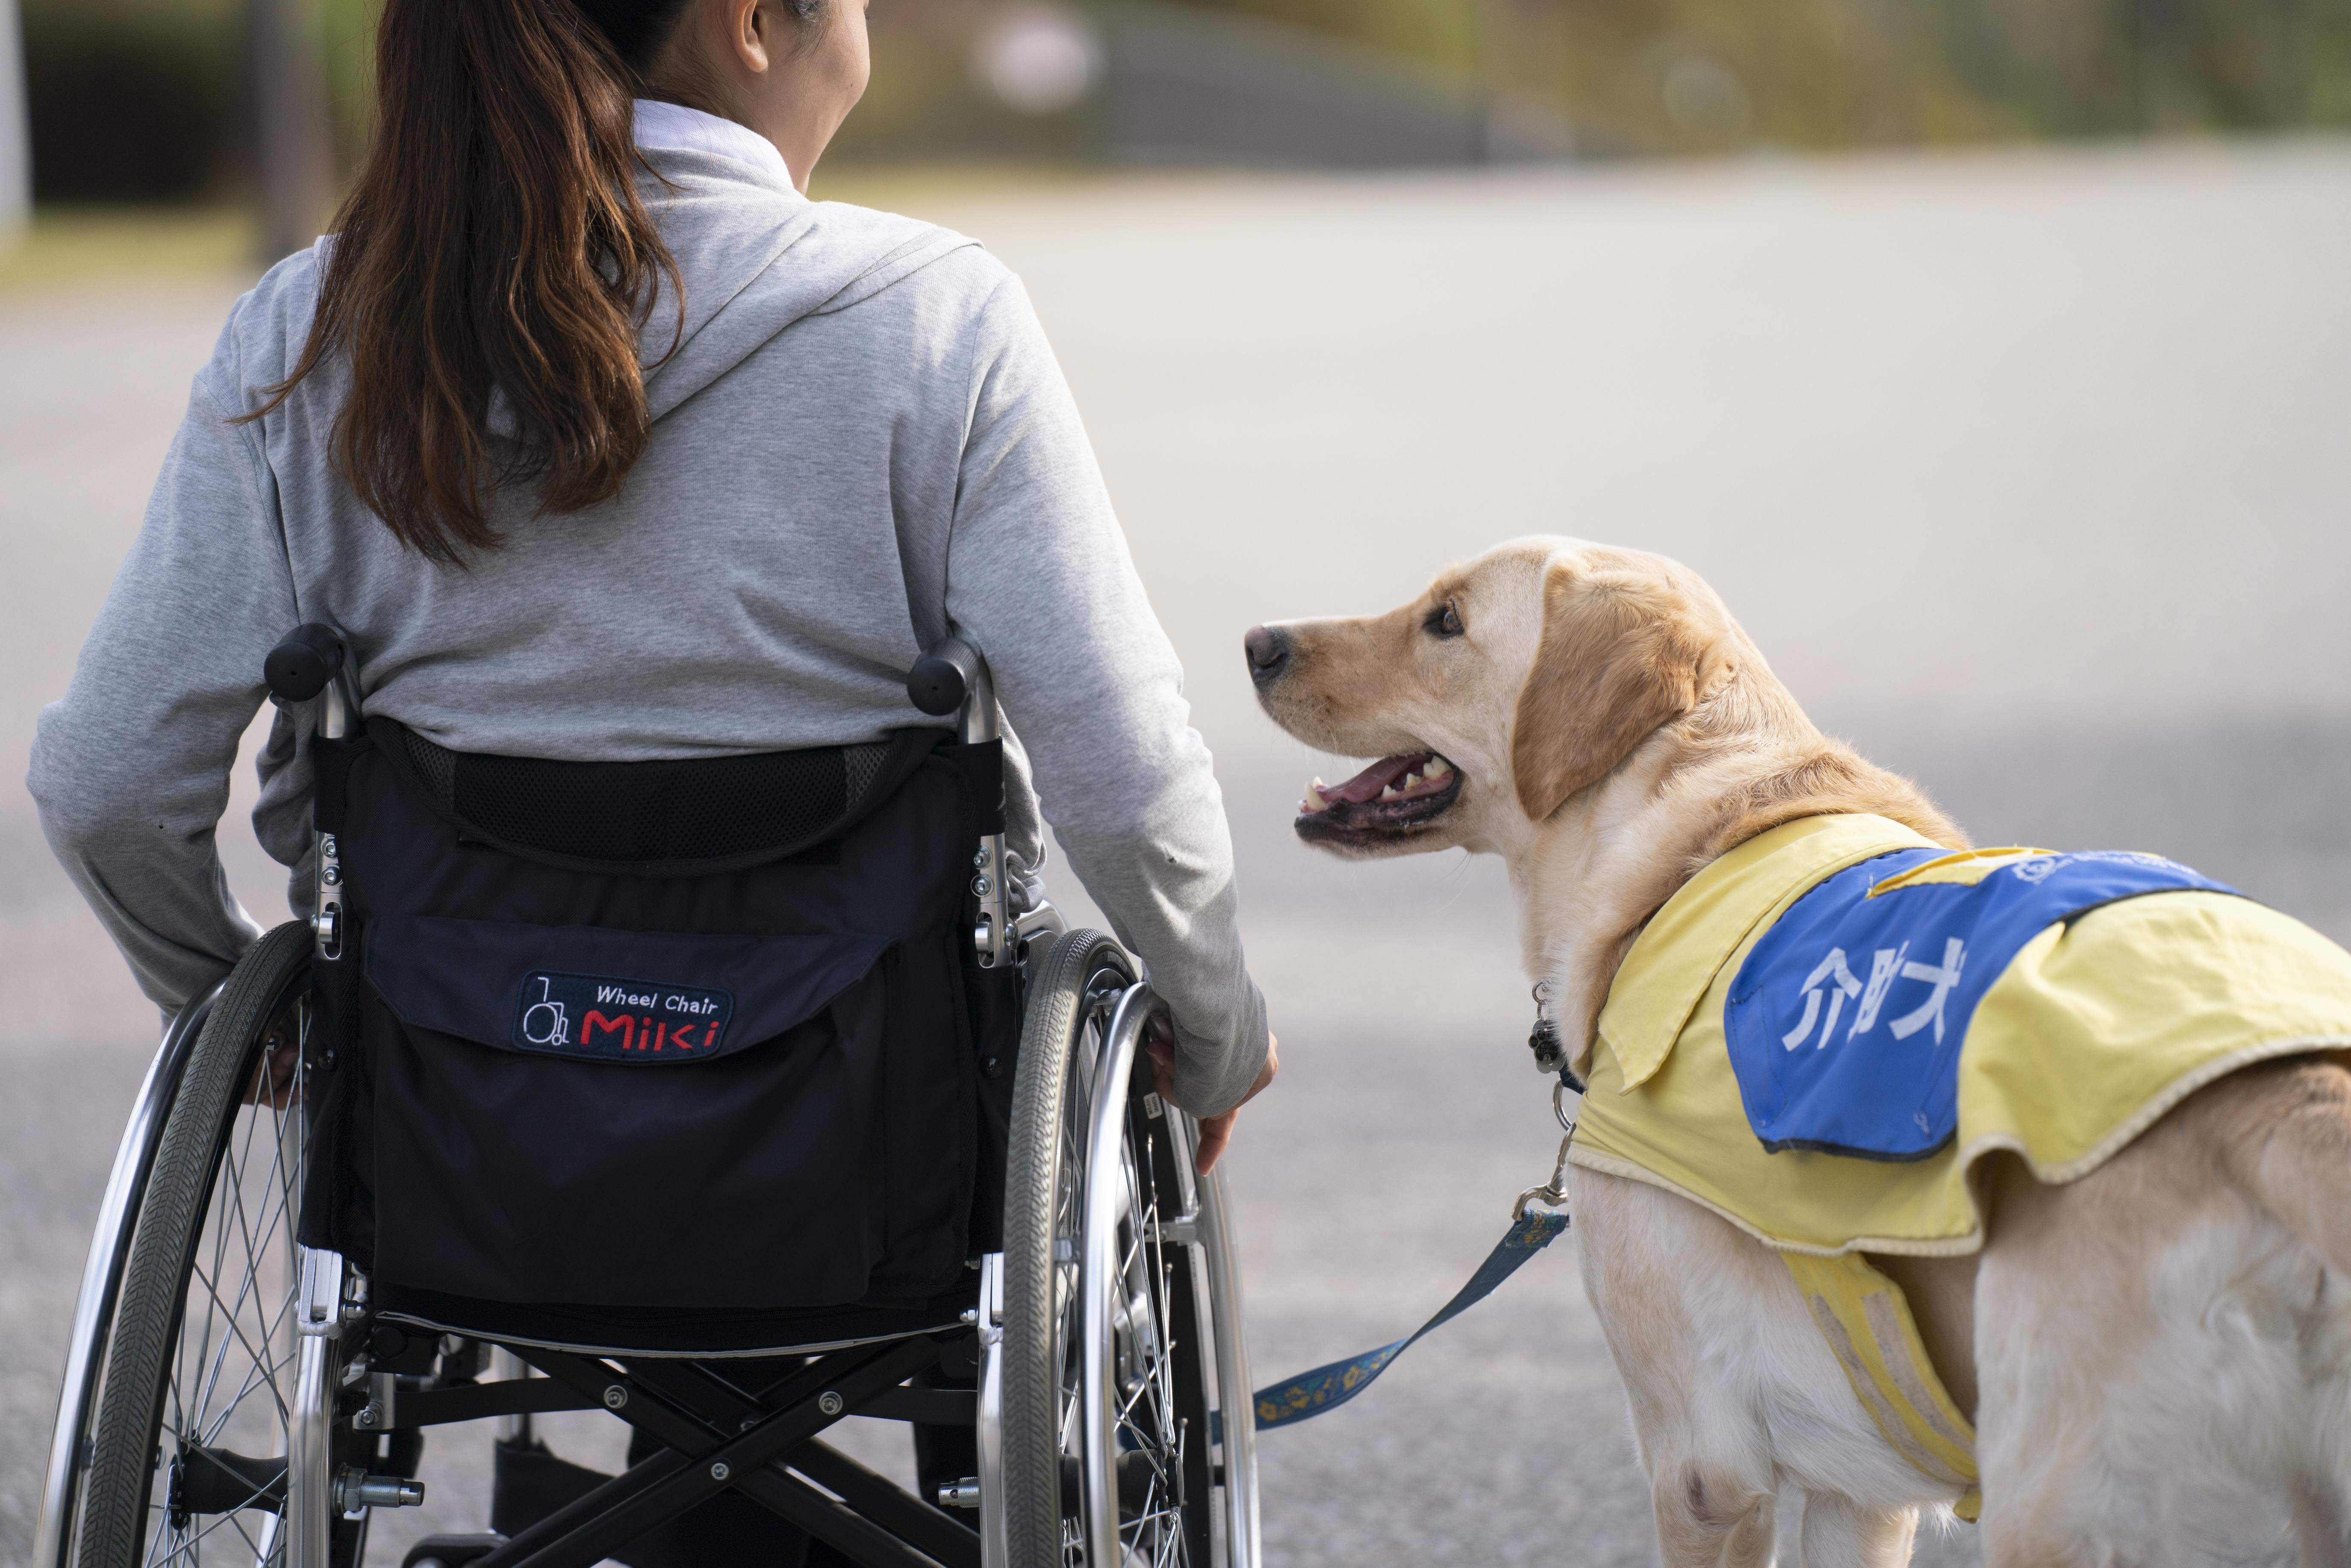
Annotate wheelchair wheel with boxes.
[70,921,359,1567]
[1000,929,1258,1566]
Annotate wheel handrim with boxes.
[1051,975,1109,1562]
[1101,1108,1193,1564]
[1067,986,1208,1568]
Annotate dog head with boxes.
[1246,536,1740,858]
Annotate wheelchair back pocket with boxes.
[360,916,910,1310]
[368,916,889,1065]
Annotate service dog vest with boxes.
[1567,813,2351,1515]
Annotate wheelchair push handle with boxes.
[909,635,999,750]
[911,636,1022,968]
[265,622,363,747]
[265,622,364,963]
[906,636,983,718]
[264,623,349,704]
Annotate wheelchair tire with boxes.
[1002,929,1131,1563]
[71,921,355,1567]
[1000,929,1239,1566]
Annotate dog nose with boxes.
[1243,625,1290,685]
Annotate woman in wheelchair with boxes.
[29,3,1275,1565]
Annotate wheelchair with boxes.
[35,627,1261,1568]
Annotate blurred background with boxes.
[3,3,2349,1566]
[6,0,2351,252]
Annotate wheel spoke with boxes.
[182,1256,288,1436]
[184,1031,301,1444]
[159,1492,277,1562]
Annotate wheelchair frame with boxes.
[37,630,1261,1568]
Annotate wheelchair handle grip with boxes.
[265,624,348,704]
[907,636,984,718]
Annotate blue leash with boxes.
[1217,1070,1580,1438]
[1228,1209,1568,1437]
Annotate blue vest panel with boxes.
[1724,849,2239,1160]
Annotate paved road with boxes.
[6,140,2349,1565]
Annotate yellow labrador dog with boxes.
[1245,536,2351,1567]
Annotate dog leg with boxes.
[1972,1145,2200,1568]
[1572,1168,1788,1567]
[1797,1492,1917,1568]
[1652,1469,1776,1568]
[1976,1106,2343,1567]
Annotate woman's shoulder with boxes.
[794,199,1015,315]
[204,242,333,412]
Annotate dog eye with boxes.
[1425,601,1464,639]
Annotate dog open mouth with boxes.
[1294,751,1462,845]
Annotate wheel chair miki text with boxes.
[511,970,735,1060]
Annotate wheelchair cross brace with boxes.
[466,1332,980,1568]
[370,1369,976,1433]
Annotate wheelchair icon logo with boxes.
[520,976,569,1047]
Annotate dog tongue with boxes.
[1333,753,1426,803]
[1302,751,1448,812]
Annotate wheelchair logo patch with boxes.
[513,971,733,1060]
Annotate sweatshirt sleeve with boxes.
[940,274,1270,1118]
[26,312,298,1013]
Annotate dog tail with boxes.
[2218,1056,2351,1277]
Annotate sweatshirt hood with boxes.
[625,143,980,422]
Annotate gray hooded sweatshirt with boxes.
[27,110,1269,1116]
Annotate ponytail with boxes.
[253,0,693,564]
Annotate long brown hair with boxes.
[253,0,693,564]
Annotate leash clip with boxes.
[1513,1126,1576,1224]
[1515,999,1585,1221]
[1515,1078,1580,1223]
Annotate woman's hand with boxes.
[1147,1024,1279,1175]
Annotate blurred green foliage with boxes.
[17,0,2351,203]
[1193,0,2351,150]
[0,207,260,288]
[1181,0,1490,74]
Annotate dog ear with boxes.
[1511,560,1727,822]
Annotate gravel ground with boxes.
[5,140,2348,1566]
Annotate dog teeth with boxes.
[1400,771,1421,790]
[1302,784,1329,812]
[1424,756,1452,780]
[1379,785,1402,802]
